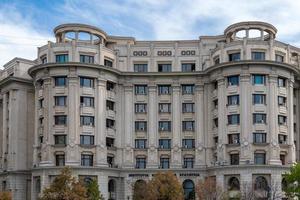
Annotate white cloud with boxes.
[0,4,53,68]
[61,0,300,44]
[1,0,300,68]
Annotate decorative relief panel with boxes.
[157,50,172,56]
[133,51,148,56]
[181,50,196,56]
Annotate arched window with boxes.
[133,180,147,200]
[255,176,268,190]
[228,177,240,190]
[183,179,195,200]
[108,179,116,200]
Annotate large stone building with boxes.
[0,21,299,200]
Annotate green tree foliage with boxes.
[283,163,300,198]
[39,167,87,200]
[86,179,104,200]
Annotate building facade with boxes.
[0,21,299,200]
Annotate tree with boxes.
[86,179,104,200]
[132,180,148,200]
[0,191,12,200]
[39,167,87,200]
[146,171,184,200]
[283,163,300,199]
[196,177,225,200]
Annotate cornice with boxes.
[28,60,300,80]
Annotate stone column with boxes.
[171,84,182,168]
[98,173,108,200]
[240,72,252,164]
[66,73,80,166]
[195,83,205,167]
[96,78,107,167]
[2,92,7,169]
[287,79,296,163]
[123,84,134,168]
[217,77,226,164]
[40,77,53,166]
[32,85,39,166]
[147,85,158,168]
[268,75,281,165]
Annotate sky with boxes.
[1,0,300,67]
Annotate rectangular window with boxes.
[134,64,148,72]
[56,54,69,63]
[278,115,287,125]
[106,137,115,147]
[252,74,266,85]
[182,139,195,149]
[253,94,266,104]
[213,99,218,109]
[81,154,93,166]
[253,133,266,144]
[253,113,267,124]
[182,84,195,95]
[160,157,170,169]
[135,85,147,95]
[275,54,284,62]
[227,75,239,86]
[107,81,115,91]
[182,121,195,131]
[54,135,66,145]
[213,118,218,128]
[227,95,239,105]
[136,158,146,169]
[80,55,94,64]
[182,103,194,113]
[228,52,240,61]
[54,115,67,125]
[254,153,266,164]
[106,100,115,111]
[159,121,171,131]
[55,96,67,106]
[135,139,147,149]
[80,77,94,88]
[182,63,195,72]
[228,134,240,145]
[56,154,65,166]
[280,154,286,165]
[230,154,239,165]
[106,119,115,129]
[80,135,94,145]
[80,97,94,107]
[135,121,147,131]
[159,103,171,113]
[104,59,113,67]
[278,96,286,106]
[158,85,171,95]
[228,114,240,125]
[54,76,67,86]
[251,52,265,60]
[183,157,194,168]
[39,98,44,108]
[159,139,171,149]
[158,64,171,72]
[80,116,94,126]
[278,134,287,144]
[135,103,147,113]
[278,77,286,87]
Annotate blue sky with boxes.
[1,0,300,66]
